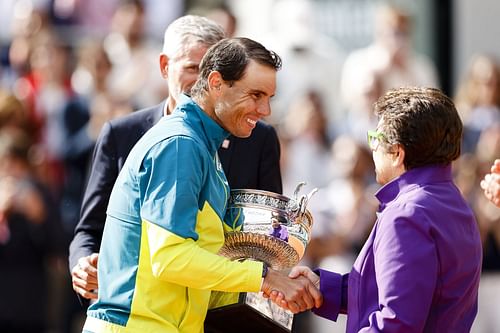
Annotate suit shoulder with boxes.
[252,120,278,138]
[109,104,163,130]
[255,120,276,132]
[250,121,279,143]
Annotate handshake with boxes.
[260,266,322,314]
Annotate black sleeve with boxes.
[68,121,119,272]
[257,124,283,194]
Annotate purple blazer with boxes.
[313,165,482,332]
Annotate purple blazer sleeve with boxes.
[312,269,349,321]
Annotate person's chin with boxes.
[229,127,252,138]
[234,131,252,138]
[230,123,253,138]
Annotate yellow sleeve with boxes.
[208,291,240,309]
[145,220,263,293]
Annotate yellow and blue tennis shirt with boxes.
[83,95,263,333]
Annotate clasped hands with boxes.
[72,254,323,314]
[261,266,322,314]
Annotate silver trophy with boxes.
[206,183,317,333]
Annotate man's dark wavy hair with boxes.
[191,37,281,96]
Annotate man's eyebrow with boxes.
[249,88,273,97]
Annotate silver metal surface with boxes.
[219,184,316,270]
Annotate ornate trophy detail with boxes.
[218,182,317,270]
[206,183,318,333]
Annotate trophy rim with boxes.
[230,188,292,202]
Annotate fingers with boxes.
[288,266,310,279]
[289,266,320,288]
[298,275,323,309]
[279,276,321,313]
[89,253,99,266]
[78,255,98,277]
[287,301,302,314]
[72,274,98,299]
[72,284,98,300]
[480,178,488,191]
[262,267,323,313]
[71,255,99,299]
[266,289,316,313]
[481,172,500,207]
[492,159,500,172]
[307,280,324,308]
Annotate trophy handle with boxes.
[291,183,318,224]
[297,188,318,219]
[293,182,307,200]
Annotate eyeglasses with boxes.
[367,129,385,151]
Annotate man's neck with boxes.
[164,97,173,116]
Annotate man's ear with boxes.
[207,71,223,93]
[159,54,169,78]
[392,144,406,169]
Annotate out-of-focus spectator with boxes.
[453,55,500,333]
[206,3,238,37]
[266,0,345,130]
[340,3,439,116]
[343,69,383,143]
[58,0,120,37]
[2,3,50,92]
[70,39,113,101]
[281,90,333,195]
[0,89,47,184]
[104,0,166,109]
[61,91,132,235]
[280,90,334,331]
[60,39,116,236]
[0,127,65,333]
[459,126,500,268]
[0,88,32,133]
[304,135,377,333]
[17,29,74,194]
[307,136,377,266]
[455,54,500,153]
[454,128,500,332]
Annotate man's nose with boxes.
[257,101,271,117]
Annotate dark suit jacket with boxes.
[68,102,282,276]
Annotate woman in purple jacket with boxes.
[271,87,482,332]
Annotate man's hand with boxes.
[71,253,99,299]
[289,266,320,288]
[261,267,322,314]
[265,266,321,312]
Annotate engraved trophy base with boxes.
[205,292,293,333]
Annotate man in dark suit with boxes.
[69,15,282,301]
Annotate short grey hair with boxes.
[162,15,226,58]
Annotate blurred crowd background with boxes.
[0,0,499,332]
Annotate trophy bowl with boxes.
[219,184,316,270]
[207,184,317,333]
